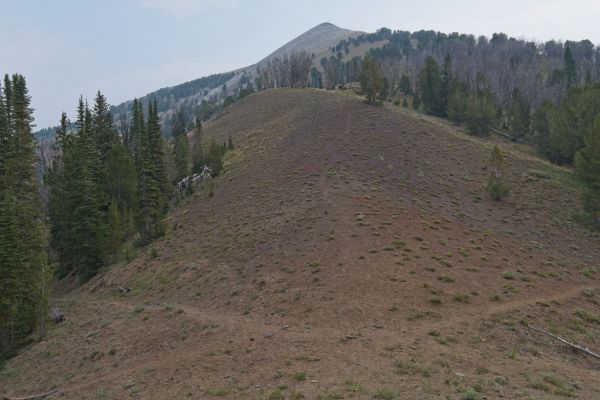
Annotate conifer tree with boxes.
[191,118,203,173]
[0,80,20,358]
[538,84,600,164]
[172,111,189,180]
[12,74,48,338]
[532,101,553,150]
[129,99,146,174]
[138,99,168,243]
[205,139,224,177]
[0,80,11,181]
[412,93,421,110]
[564,46,576,88]
[149,99,170,202]
[379,78,390,101]
[486,145,510,200]
[359,56,384,104]
[49,98,105,279]
[47,113,71,277]
[399,74,412,94]
[575,116,600,223]
[105,139,138,255]
[95,94,138,258]
[508,88,530,139]
[418,57,444,116]
[49,93,139,277]
[0,75,48,358]
[447,80,469,125]
[69,98,106,280]
[440,54,452,117]
[105,201,124,262]
[92,91,117,168]
[465,88,498,136]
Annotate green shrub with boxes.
[486,179,510,200]
[374,388,396,400]
[294,371,307,382]
[461,387,481,400]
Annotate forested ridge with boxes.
[110,72,235,131]
[327,28,597,106]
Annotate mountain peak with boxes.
[312,21,338,29]
[259,22,364,64]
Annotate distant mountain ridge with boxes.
[35,22,362,137]
[38,21,600,139]
[107,23,363,132]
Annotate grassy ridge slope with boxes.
[2,89,599,399]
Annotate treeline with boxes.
[333,27,600,109]
[319,56,362,89]
[254,51,364,91]
[359,53,600,224]
[222,75,256,109]
[0,75,50,359]
[47,94,169,280]
[536,85,600,221]
[414,56,600,219]
[46,90,231,281]
[255,51,314,90]
[413,55,600,219]
[110,72,234,121]
[413,56,500,136]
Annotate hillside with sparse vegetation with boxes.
[3,88,600,399]
[3,20,600,400]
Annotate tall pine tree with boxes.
[0,75,48,358]
[172,111,189,180]
[71,98,106,280]
[359,56,384,104]
[417,57,444,116]
[48,98,106,280]
[440,54,452,117]
[48,93,140,278]
[46,113,71,277]
[575,116,600,223]
[191,118,203,173]
[138,99,168,243]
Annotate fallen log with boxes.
[2,389,58,400]
[117,286,130,297]
[528,324,600,360]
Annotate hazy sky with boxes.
[2,0,600,128]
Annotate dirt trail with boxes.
[57,281,595,337]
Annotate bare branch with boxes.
[528,325,600,360]
[2,389,58,400]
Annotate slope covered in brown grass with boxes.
[2,89,600,399]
